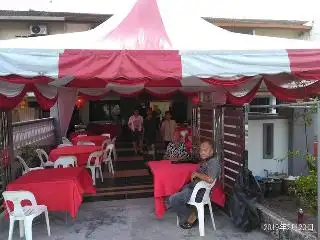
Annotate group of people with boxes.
[128,108,183,156]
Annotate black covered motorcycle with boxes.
[229,167,262,232]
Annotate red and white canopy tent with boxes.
[0,0,320,110]
[2,1,320,232]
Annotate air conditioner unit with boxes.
[29,24,48,36]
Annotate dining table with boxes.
[69,131,92,139]
[147,160,225,219]
[71,135,109,146]
[49,145,101,166]
[5,167,96,219]
[147,160,198,219]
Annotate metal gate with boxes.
[0,110,13,212]
[222,106,245,194]
[192,97,245,195]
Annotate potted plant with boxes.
[282,175,299,196]
[289,170,317,215]
[264,177,282,198]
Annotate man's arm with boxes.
[192,172,214,184]
[192,158,220,184]
[170,120,177,139]
[140,116,144,131]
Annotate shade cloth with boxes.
[0,82,58,110]
[6,167,96,218]
[49,145,101,166]
[71,135,109,146]
[51,87,78,137]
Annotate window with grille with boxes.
[263,123,274,159]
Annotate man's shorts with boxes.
[132,131,142,143]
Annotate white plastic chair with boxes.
[103,144,115,175]
[101,133,111,138]
[53,156,77,168]
[15,156,44,175]
[148,144,156,160]
[111,136,117,144]
[86,151,104,185]
[57,143,73,148]
[110,137,117,161]
[62,137,72,145]
[77,134,87,137]
[35,149,54,168]
[77,141,95,146]
[101,139,111,151]
[177,180,217,237]
[3,191,50,240]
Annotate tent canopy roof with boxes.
[0,0,320,110]
[1,0,319,51]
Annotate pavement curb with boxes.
[257,204,316,240]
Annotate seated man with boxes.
[163,131,191,161]
[167,140,220,229]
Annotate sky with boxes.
[0,0,318,21]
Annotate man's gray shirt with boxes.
[196,157,220,181]
[188,156,220,189]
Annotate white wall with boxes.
[309,19,320,40]
[247,118,288,177]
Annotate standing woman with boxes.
[160,111,177,148]
[128,109,144,155]
[143,108,157,155]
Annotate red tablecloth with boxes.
[148,160,225,218]
[147,160,199,219]
[69,131,93,139]
[71,135,109,146]
[49,145,101,166]
[6,167,96,219]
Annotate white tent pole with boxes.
[244,103,249,168]
[317,102,320,239]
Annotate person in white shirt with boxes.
[128,109,144,154]
[160,111,177,148]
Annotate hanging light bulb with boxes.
[19,97,28,109]
[75,96,85,109]
[192,94,200,105]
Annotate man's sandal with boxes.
[179,219,198,229]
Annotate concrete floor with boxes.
[0,198,273,240]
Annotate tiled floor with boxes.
[0,198,273,240]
